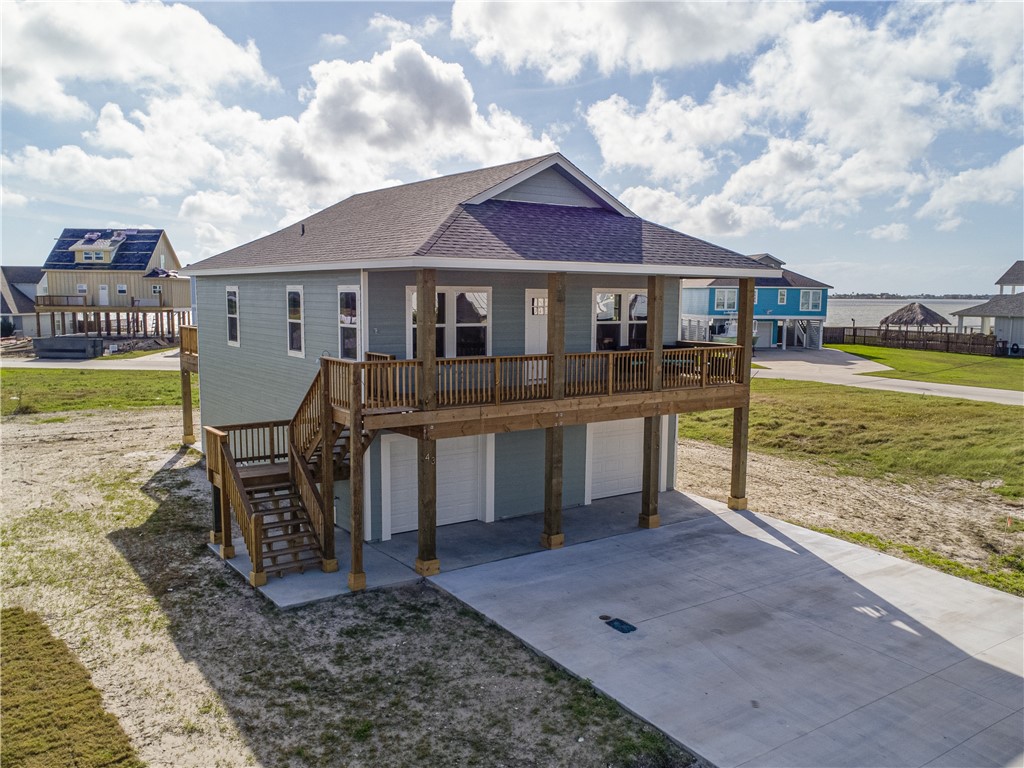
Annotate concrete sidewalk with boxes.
[0,349,182,371]
[433,501,1024,768]
[752,348,1023,406]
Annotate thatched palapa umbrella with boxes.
[879,302,951,329]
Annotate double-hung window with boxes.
[226,286,239,346]
[407,287,490,358]
[594,290,647,350]
[338,286,359,360]
[778,289,787,305]
[800,289,822,312]
[76,284,87,294]
[287,286,304,356]
[117,284,128,295]
[714,288,737,312]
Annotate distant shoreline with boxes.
[831,294,991,300]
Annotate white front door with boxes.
[98,284,109,306]
[525,289,549,384]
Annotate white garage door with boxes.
[387,435,485,535]
[590,418,645,499]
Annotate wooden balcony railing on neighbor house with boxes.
[324,344,742,420]
[36,295,88,307]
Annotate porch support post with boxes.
[542,272,567,549]
[320,357,338,574]
[35,312,41,337]
[180,370,194,444]
[415,269,440,574]
[728,277,755,511]
[640,275,665,528]
[347,362,365,590]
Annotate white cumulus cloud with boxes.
[369,13,444,43]
[0,0,277,121]
[452,1,807,82]
[865,223,910,241]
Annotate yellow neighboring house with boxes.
[37,228,192,337]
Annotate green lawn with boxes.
[1,369,184,416]
[827,344,1024,391]
[1,607,143,768]
[681,378,1024,499]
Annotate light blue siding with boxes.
[493,167,603,208]
[493,426,586,519]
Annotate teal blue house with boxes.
[680,254,831,349]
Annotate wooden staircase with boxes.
[244,480,323,576]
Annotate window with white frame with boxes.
[287,286,304,356]
[778,289,787,305]
[407,287,490,358]
[754,288,759,305]
[800,289,822,312]
[77,284,87,294]
[594,290,647,350]
[338,286,359,360]
[714,288,737,312]
[117,284,128,295]
[152,284,162,295]
[226,286,239,346]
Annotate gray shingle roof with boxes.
[44,229,165,271]
[190,155,556,272]
[188,155,776,277]
[695,269,831,290]
[996,260,1024,287]
[952,293,1024,319]
[1,266,43,315]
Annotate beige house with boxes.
[38,228,191,338]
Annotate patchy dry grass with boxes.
[2,407,694,768]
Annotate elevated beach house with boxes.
[183,154,777,590]
[952,260,1024,354]
[38,229,191,338]
[680,253,830,350]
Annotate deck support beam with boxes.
[320,357,338,574]
[542,272,567,549]
[180,369,195,444]
[347,363,365,590]
[728,277,755,511]
[415,269,440,574]
[640,275,665,528]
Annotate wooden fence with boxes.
[823,327,998,356]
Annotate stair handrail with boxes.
[288,438,333,562]
[289,368,324,460]
[219,441,264,582]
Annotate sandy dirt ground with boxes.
[677,441,1023,569]
[2,407,692,768]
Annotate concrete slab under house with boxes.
[180,152,779,591]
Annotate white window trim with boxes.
[404,285,492,359]
[226,285,240,347]
[286,285,305,358]
[800,289,822,312]
[714,288,738,312]
[591,288,648,351]
[778,289,787,305]
[338,284,360,360]
[76,283,88,294]
[116,284,128,295]
[152,284,162,295]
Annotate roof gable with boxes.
[44,229,168,272]
[952,293,1024,319]
[1,266,42,315]
[996,260,1024,287]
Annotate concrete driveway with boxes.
[432,496,1024,767]
[752,348,1023,406]
[0,349,182,371]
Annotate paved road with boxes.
[433,496,1024,768]
[0,349,182,371]
[753,347,1023,406]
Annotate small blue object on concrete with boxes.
[605,618,637,634]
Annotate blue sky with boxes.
[2,1,1021,294]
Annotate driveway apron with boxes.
[431,498,1024,768]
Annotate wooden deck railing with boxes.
[180,325,198,356]
[216,437,265,583]
[36,295,87,307]
[289,444,331,560]
[290,371,324,460]
[216,420,290,464]
[323,345,743,413]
